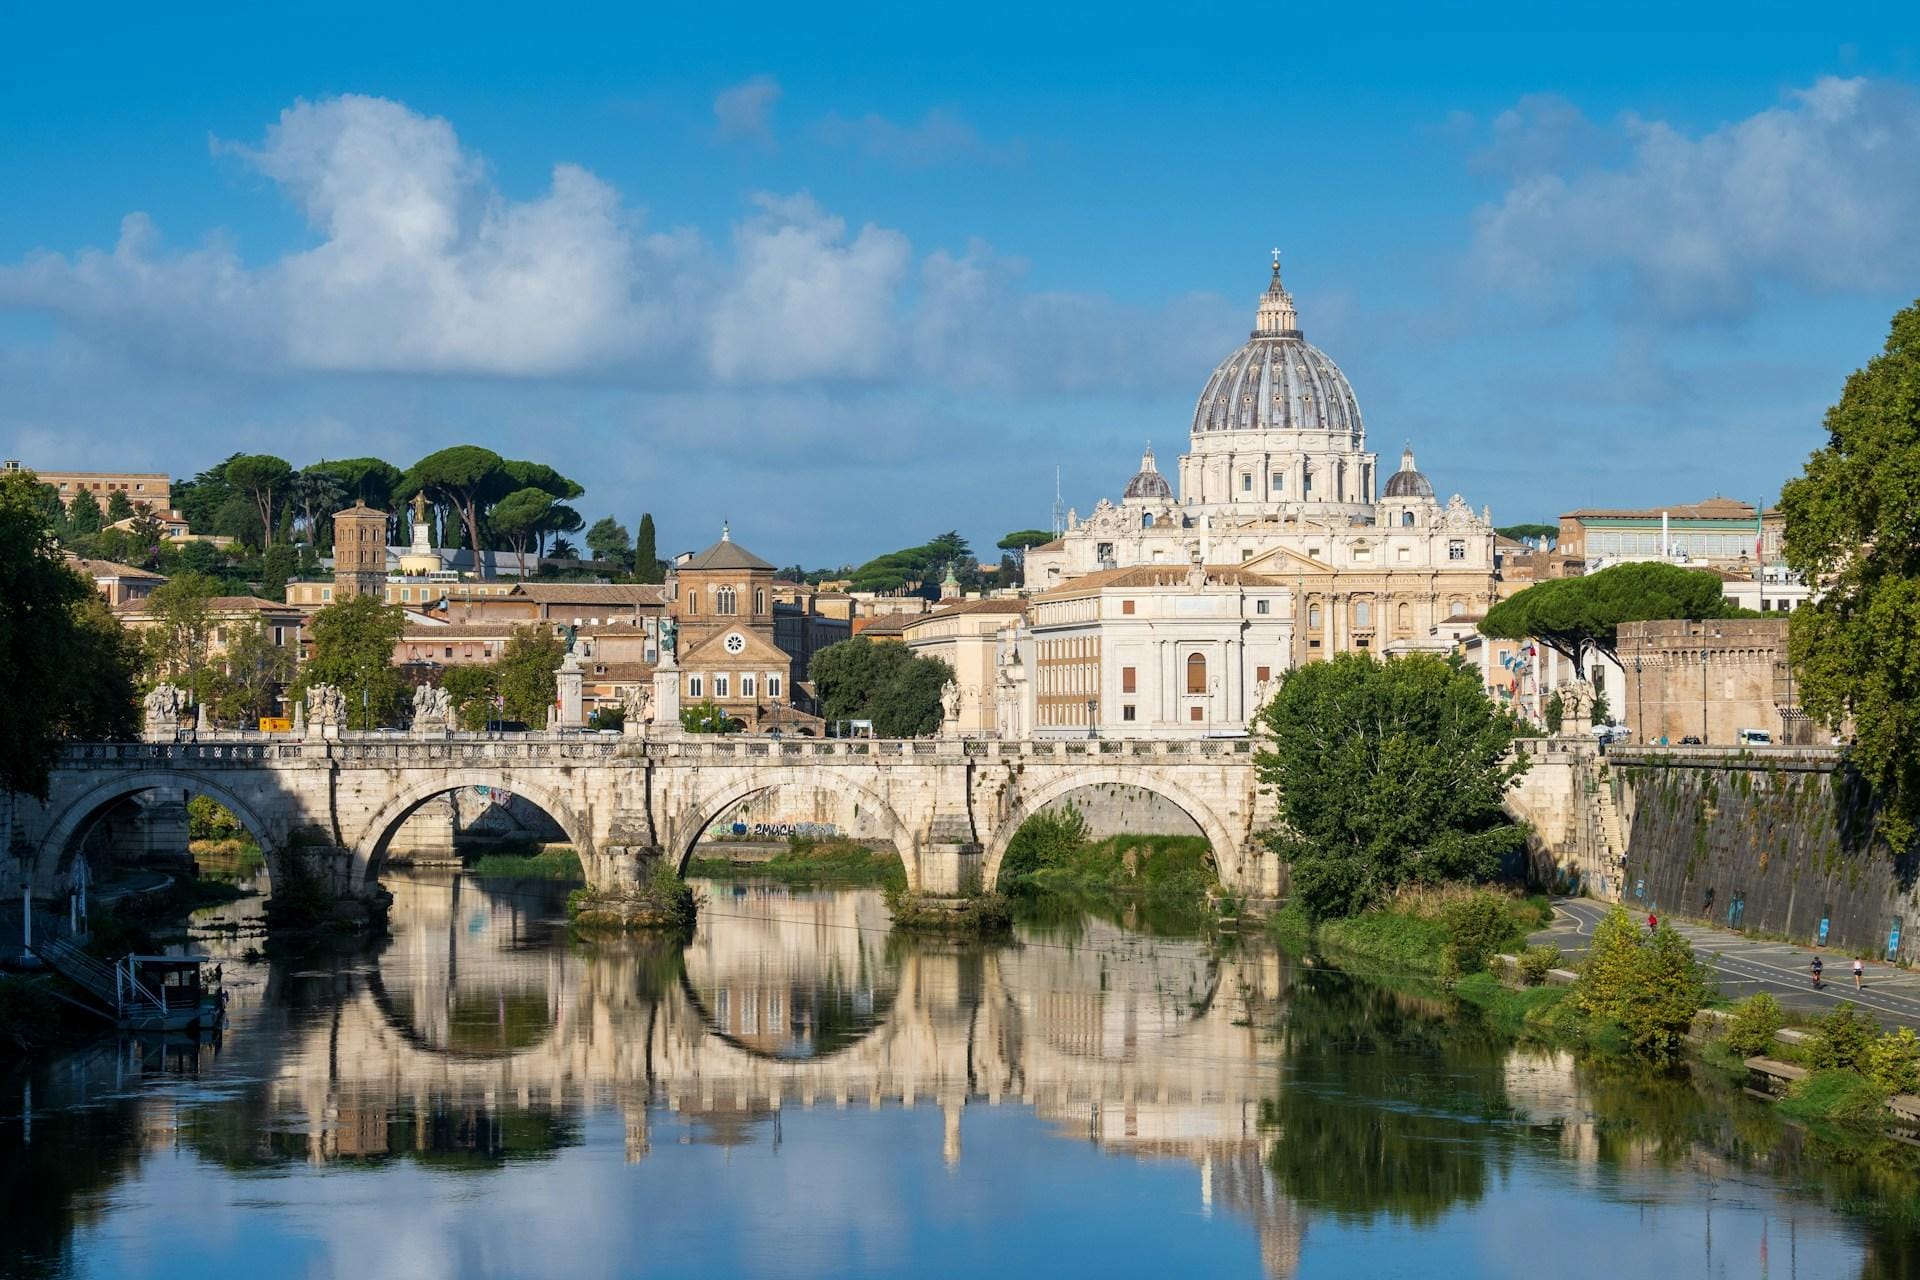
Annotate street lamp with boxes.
[1632,657,1643,745]
[1699,648,1710,744]
[1085,697,1097,740]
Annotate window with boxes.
[1256,599,1270,615]
[1401,511,1414,527]
[1122,705,1136,722]
[1142,513,1154,528]
[1241,473,1253,493]
[1242,549,1254,561]
[1397,602,1412,631]
[684,593,698,615]
[1122,599,1135,615]
[1097,542,1115,563]
[1302,469,1313,495]
[756,588,767,614]
[1190,706,1203,721]
[768,674,783,698]
[1271,472,1284,492]
[688,675,704,697]
[1449,600,1466,618]
[321,588,332,601]
[1186,652,1207,694]
[714,674,730,698]
[1122,666,1137,693]
[741,674,756,697]
[1354,545,1372,562]
[1398,547,1412,562]
[273,626,285,647]
[1448,540,1466,561]
[1354,600,1371,627]
[1256,665,1270,682]
[1307,603,1322,628]
[716,586,737,615]
[444,647,454,659]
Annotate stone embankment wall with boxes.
[1611,747,1917,960]
[1505,739,1627,899]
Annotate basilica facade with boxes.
[1024,257,1498,672]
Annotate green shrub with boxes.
[1518,945,1560,986]
[1618,927,1711,1061]
[1809,1002,1876,1071]
[1574,906,1642,1021]
[1781,1068,1894,1126]
[1441,891,1517,974]
[1723,992,1786,1057]
[187,794,243,840]
[1864,1027,1920,1096]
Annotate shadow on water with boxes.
[5,870,1920,1279]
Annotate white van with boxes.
[1736,728,1773,745]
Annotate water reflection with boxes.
[0,873,1908,1279]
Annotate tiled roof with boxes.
[905,599,1028,628]
[206,596,302,612]
[680,535,774,572]
[512,583,664,606]
[70,557,165,580]
[1563,498,1757,521]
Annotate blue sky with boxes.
[2,2,1917,564]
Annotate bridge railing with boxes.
[57,732,1262,768]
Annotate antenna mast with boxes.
[1051,465,1065,538]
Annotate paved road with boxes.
[1533,898,1920,1031]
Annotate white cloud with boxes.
[713,75,782,147]
[817,107,1020,167]
[710,193,912,382]
[1471,77,1920,318]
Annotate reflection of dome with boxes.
[1383,447,1434,499]
[1191,260,1362,439]
[1122,445,1174,501]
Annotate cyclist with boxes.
[1810,955,1824,990]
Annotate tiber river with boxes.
[3,870,1915,1279]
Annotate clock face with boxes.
[724,632,746,655]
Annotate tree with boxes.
[491,487,559,579]
[126,507,166,567]
[211,616,294,726]
[680,699,740,734]
[224,454,294,547]
[300,595,407,730]
[1780,300,1920,845]
[1255,653,1529,919]
[286,468,347,545]
[259,544,297,601]
[66,488,103,537]
[104,491,134,523]
[1,469,140,797]
[1494,523,1558,546]
[441,664,498,731]
[997,529,1055,562]
[808,637,952,737]
[403,446,507,578]
[1479,561,1743,676]
[586,517,632,567]
[633,513,663,584]
[142,572,221,709]
[496,624,565,726]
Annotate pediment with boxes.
[678,626,789,666]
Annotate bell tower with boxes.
[331,500,390,601]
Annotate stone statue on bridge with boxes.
[305,684,347,740]
[940,680,961,726]
[411,684,454,734]
[142,683,186,741]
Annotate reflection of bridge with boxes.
[242,878,1306,1275]
[11,735,1285,907]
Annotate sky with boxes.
[2,2,1917,566]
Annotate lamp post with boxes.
[1633,657,1644,745]
[1085,697,1097,740]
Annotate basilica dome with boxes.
[1190,261,1363,439]
[1383,447,1434,499]
[1122,445,1174,501]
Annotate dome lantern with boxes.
[1123,443,1174,501]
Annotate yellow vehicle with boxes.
[258,717,293,733]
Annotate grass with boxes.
[1779,1069,1897,1127]
[885,888,1014,934]
[1270,884,1546,978]
[685,839,906,887]
[567,864,698,933]
[470,847,583,880]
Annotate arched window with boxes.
[754,588,766,614]
[1354,599,1371,627]
[1186,652,1207,694]
[1396,602,1412,631]
[1401,510,1414,527]
[1142,512,1154,528]
[716,586,736,615]
[1308,603,1322,629]
[1449,599,1466,618]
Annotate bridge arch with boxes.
[34,769,288,895]
[350,770,597,890]
[670,768,919,890]
[983,766,1245,892]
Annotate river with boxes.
[2,870,1914,1279]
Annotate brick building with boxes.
[1617,618,1811,745]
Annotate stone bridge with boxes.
[6,733,1286,909]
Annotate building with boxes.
[1616,618,1810,746]
[1024,257,1498,657]
[665,527,809,732]
[901,599,1028,736]
[331,501,390,601]
[1558,498,1783,571]
[5,462,171,511]
[67,555,166,609]
[1002,565,1294,739]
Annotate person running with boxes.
[1854,957,1865,989]
[1647,911,1658,935]
[1810,955,1824,990]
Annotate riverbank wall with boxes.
[1610,747,1917,962]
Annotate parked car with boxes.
[1590,723,1632,745]
[1736,727,1774,745]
